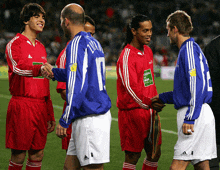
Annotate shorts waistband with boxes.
[12,96,46,102]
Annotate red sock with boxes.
[123,162,136,170]
[142,158,158,170]
[26,158,42,170]
[8,160,23,170]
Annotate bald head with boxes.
[61,3,85,25]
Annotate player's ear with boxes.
[24,21,29,25]
[65,18,69,27]
[131,28,136,36]
[173,26,178,33]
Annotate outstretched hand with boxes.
[151,95,166,112]
[56,123,67,139]
[41,63,54,79]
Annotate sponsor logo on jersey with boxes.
[28,54,32,59]
[143,69,153,87]
[190,69,196,77]
[70,63,77,72]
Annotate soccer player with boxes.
[152,10,217,169]
[116,14,164,170]
[84,15,95,36]
[204,34,220,170]
[56,15,96,152]
[43,3,111,170]
[5,3,55,170]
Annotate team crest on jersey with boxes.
[70,63,77,72]
[190,69,196,77]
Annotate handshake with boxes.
[150,95,165,112]
[41,63,54,79]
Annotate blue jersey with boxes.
[159,38,212,124]
[52,31,111,128]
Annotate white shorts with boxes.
[67,110,111,166]
[174,103,217,165]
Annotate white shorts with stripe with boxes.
[67,110,111,166]
[173,103,217,165]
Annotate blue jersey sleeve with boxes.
[159,91,174,104]
[183,42,212,124]
[52,68,67,82]
[59,37,86,128]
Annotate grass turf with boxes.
[0,78,194,169]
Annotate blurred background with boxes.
[0,0,220,68]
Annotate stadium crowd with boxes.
[0,0,220,67]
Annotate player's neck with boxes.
[70,25,85,39]
[22,29,37,46]
[130,41,144,53]
[177,34,190,49]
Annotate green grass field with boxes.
[0,78,194,170]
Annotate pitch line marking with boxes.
[0,94,178,135]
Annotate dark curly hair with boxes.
[20,3,46,33]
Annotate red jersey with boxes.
[5,33,54,121]
[116,44,158,110]
[56,46,67,92]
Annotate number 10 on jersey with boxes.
[96,57,106,91]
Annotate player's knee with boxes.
[63,164,81,170]
[194,160,210,170]
[28,149,44,161]
[169,164,180,170]
[83,164,103,170]
[11,149,26,164]
[125,151,141,164]
[170,164,186,170]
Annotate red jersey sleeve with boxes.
[6,37,42,77]
[56,48,66,93]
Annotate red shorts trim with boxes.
[118,108,162,152]
[6,97,48,150]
